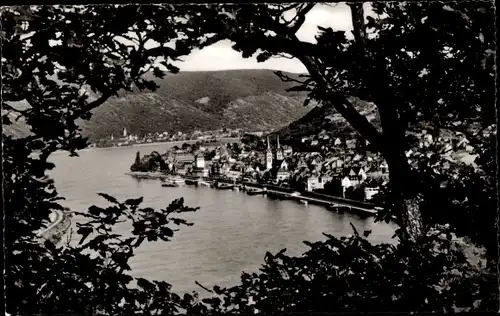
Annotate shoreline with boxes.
[52,137,241,154]
[126,171,382,219]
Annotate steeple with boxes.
[266,136,273,170]
[276,135,283,161]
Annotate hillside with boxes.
[4,69,313,141]
[274,97,380,142]
[81,69,312,141]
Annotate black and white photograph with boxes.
[2,2,498,314]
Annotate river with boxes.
[48,143,397,294]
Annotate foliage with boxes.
[3,3,497,315]
[231,142,242,155]
[345,185,365,201]
[130,151,142,172]
[188,225,497,314]
[2,4,207,314]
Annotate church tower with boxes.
[266,136,273,170]
[276,135,284,161]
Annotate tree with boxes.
[231,142,242,155]
[3,4,497,315]
[130,151,142,171]
[205,150,217,161]
[2,5,209,314]
[187,2,495,242]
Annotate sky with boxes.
[176,3,357,73]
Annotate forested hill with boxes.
[274,97,381,143]
[3,69,313,141]
[81,69,312,141]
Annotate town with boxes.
[88,127,267,148]
[128,128,474,203]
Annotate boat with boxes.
[247,188,264,196]
[217,183,234,190]
[327,203,337,211]
[185,178,199,186]
[267,191,287,200]
[161,182,178,188]
[171,176,185,184]
[327,203,345,213]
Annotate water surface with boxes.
[49,144,397,293]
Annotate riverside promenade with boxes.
[126,171,383,219]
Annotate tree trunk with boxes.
[385,151,424,241]
[346,2,367,47]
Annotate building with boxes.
[306,175,332,192]
[194,154,205,169]
[266,136,273,170]
[227,170,242,181]
[210,162,221,177]
[276,136,284,161]
[276,160,290,181]
[364,187,380,200]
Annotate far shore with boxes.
[52,137,241,155]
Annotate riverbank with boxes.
[52,137,241,155]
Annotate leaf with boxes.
[97,192,119,204]
[286,85,311,93]
[303,240,314,248]
[277,248,287,256]
[76,226,94,245]
[88,205,103,216]
[264,251,274,264]
[136,277,155,292]
[125,197,144,207]
[256,51,271,63]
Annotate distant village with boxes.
[131,126,475,203]
[88,127,262,148]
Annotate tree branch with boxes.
[287,3,316,34]
[77,93,112,116]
